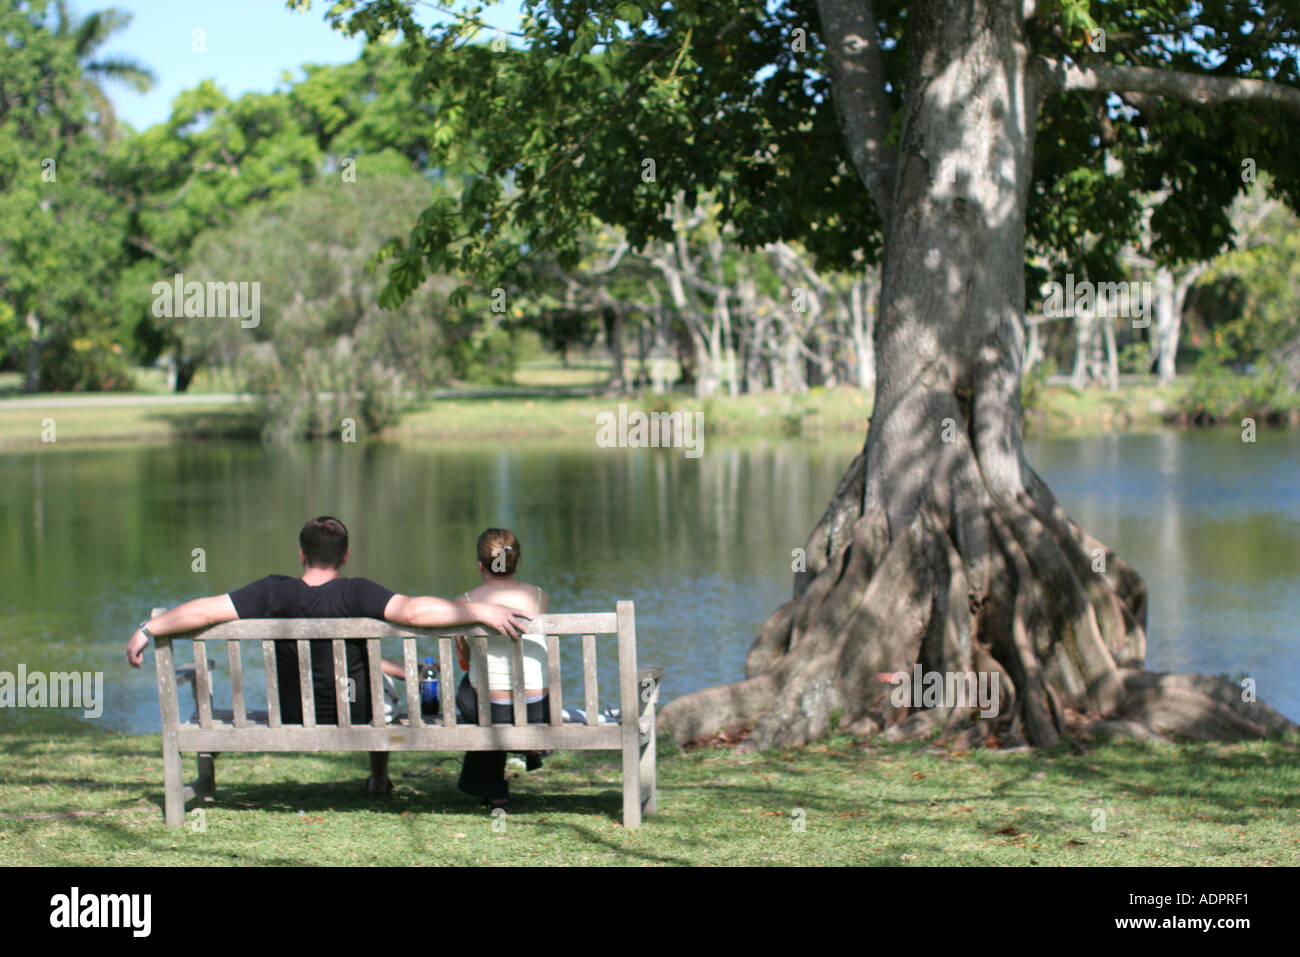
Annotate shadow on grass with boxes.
[118,778,704,865]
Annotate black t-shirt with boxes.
[229,575,395,726]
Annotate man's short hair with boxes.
[300,516,348,569]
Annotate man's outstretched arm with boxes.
[383,594,531,638]
[125,595,238,667]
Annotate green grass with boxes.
[388,388,872,441]
[512,359,627,388]
[0,366,1251,450]
[1023,381,1187,435]
[2,731,1296,866]
[0,366,244,397]
[123,366,246,395]
[0,402,259,449]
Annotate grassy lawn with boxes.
[0,367,243,397]
[0,362,1205,449]
[511,359,623,388]
[1024,380,1187,434]
[0,402,259,449]
[389,388,872,440]
[2,730,1296,866]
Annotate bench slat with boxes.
[474,637,491,726]
[582,635,598,726]
[162,614,618,641]
[228,640,247,728]
[368,639,384,729]
[511,635,527,726]
[403,639,421,728]
[297,639,315,728]
[262,639,281,728]
[176,723,623,752]
[193,640,212,729]
[438,638,454,727]
[332,639,351,729]
[546,634,563,727]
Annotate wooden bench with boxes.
[149,600,662,827]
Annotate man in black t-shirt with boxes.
[226,573,396,727]
[126,516,530,793]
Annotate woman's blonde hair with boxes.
[477,527,520,577]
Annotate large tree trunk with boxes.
[660,0,1293,751]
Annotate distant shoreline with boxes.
[0,381,1276,450]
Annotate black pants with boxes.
[455,674,549,801]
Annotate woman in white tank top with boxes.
[459,582,547,702]
[453,528,550,809]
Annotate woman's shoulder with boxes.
[511,581,547,606]
[469,582,545,611]
[519,581,548,608]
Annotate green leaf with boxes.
[615,3,645,27]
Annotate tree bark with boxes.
[601,305,626,393]
[1103,314,1119,390]
[24,313,41,394]
[1154,267,1178,383]
[660,0,1296,750]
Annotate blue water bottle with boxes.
[420,656,439,716]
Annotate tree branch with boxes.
[815,0,897,224]
[1042,57,1300,115]
[126,234,178,268]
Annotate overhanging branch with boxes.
[1041,57,1300,115]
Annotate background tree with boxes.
[109,81,323,387]
[50,0,156,138]
[175,175,509,440]
[0,0,131,391]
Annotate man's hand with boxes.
[470,602,533,639]
[126,630,149,668]
[125,595,237,668]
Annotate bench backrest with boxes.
[150,601,638,734]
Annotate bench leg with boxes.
[194,752,216,802]
[622,738,642,828]
[162,738,185,827]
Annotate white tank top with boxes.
[465,587,547,692]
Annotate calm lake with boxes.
[2,428,1297,733]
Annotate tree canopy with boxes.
[292,0,1300,309]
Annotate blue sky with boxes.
[78,0,523,132]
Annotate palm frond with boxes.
[72,9,134,58]
[85,56,157,93]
